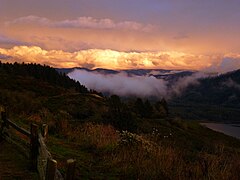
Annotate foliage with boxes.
[47,122,240,179]
[1,61,240,179]
[103,95,137,131]
[0,62,89,93]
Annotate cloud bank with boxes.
[204,57,240,74]
[6,15,153,32]
[0,35,26,47]
[0,45,225,70]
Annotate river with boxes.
[201,123,240,139]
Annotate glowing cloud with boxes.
[0,45,224,70]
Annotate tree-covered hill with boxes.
[171,69,240,122]
[0,62,90,116]
[176,69,240,106]
[0,62,89,94]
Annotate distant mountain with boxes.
[171,69,240,122]
[56,67,196,83]
[175,69,240,106]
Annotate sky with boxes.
[0,0,240,70]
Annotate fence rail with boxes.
[0,110,76,180]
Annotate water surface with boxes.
[201,123,240,139]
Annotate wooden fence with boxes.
[0,110,76,180]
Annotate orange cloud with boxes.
[0,45,232,70]
[3,15,240,54]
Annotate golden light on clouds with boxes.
[0,45,229,70]
[1,1,240,73]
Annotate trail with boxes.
[0,140,38,180]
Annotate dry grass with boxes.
[51,122,240,179]
[109,132,240,180]
[67,122,119,149]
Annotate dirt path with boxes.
[0,140,38,180]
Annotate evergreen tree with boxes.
[105,95,136,131]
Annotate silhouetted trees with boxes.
[154,98,169,117]
[104,95,137,131]
[0,62,89,93]
[134,98,153,118]
[133,98,169,118]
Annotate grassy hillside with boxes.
[1,62,240,179]
[47,119,240,179]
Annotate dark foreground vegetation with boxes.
[0,62,240,179]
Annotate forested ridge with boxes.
[0,62,89,94]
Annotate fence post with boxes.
[65,159,76,180]
[30,123,39,171]
[45,158,57,180]
[41,124,48,139]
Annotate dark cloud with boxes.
[0,53,12,60]
[81,63,95,69]
[0,35,27,47]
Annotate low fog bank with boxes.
[68,57,240,98]
[68,70,168,97]
[204,57,240,74]
[68,69,206,99]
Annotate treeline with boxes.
[0,62,89,93]
[175,69,240,107]
[104,95,169,131]
[0,61,169,132]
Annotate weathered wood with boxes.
[5,119,31,137]
[38,134,52,180]
[30,123,39,171]
[38,133,64,180]
[45,158,57,180]
[38,133,52,159]
[41,124,48,139]
[65,159,76,180]
[0,113,65,179]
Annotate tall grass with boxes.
[52,122,240,179]
[67,122,119,149]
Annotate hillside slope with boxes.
[171,69,240,122]
[176,69,240,106]
[0,62,240,179]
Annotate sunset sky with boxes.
[0,0,240,70]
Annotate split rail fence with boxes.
[0,110,76,180]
